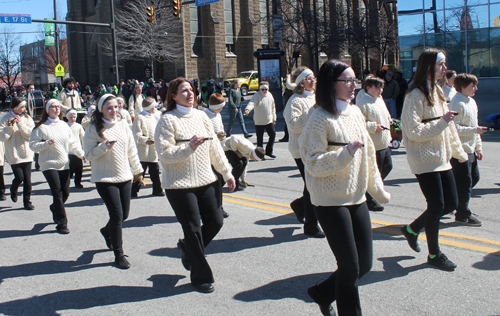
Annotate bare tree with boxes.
[100,0,183,79]
[0,26,22,91]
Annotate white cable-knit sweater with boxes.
[221,135,254,159]
[128,94,144,118]
[0,112,34,165]
[58,89,81,115]
[299,106,390,206]
[132,112,159,162]
[83,118,143,183]
[284,93,316,159]
[245,92,277,125]
[154,109,233,189]
[442,85,457,102]
[81,113,92,130]
[401,87,468,175]
[120,109,133,129]
[449,93,482,154]
[356,93,392,151]
[205,109,225,134]
[30,121,84,171]
[0,141,4,166]
[68,122,85,146]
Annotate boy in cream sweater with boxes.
[356,76,393,212]
[66,109,86,188]
[244,81,277,158]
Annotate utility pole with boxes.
[110,0,119,84]
[54,0,60,70]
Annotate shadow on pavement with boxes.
[123,215,177,228]
[0,274,191,316]
[254,213,302,226]
[0,223,54,239]
[0,249,110,284]
[247,166,298,173]
[471,183,500,197]
[148,227,307,259]
[234,256,427,302]
[383,177,418,187]
[472,251,500,270]
[64,197,103,208]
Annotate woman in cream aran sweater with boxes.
[300,60,390,316]
[0,97,35,210]
[154,78,235,294]
[449,73,487,226]
[83,94,144,270]
[400,49,468,272]
[244,81,277,158]
[283,66,324,238]
[29,99,84,234]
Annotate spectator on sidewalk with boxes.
[382,71,399,118]
[226,79,251,138]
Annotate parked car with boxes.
[223,71,259,96]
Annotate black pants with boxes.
[312,203,373,316]
[34,153,40,170]
[166,181,223,285]
[410,170,458,255]
[0,166,5,197]
[132,161,162,194]
[451,154,479,220]
[255,123,276,155]
[366,147,393,206]
[225,150,247,188]
[295,158,319,233]
[10,162,32,205]
[69,154,83,186]
[96,181,131,256]
[43,169,70,225]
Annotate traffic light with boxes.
[494,16,499,27]
[147,6,154,24]
[173,0,181,18]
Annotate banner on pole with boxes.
[45,18,55,46]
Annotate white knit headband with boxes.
[116,97,125,104]
[66,109,77,118]
[98,94,115,112]
[295,69,314,84]
[209,102,225,110]
[45,99,58,112]
[14,101,27,111]
[143,101,157,111]
[436,52,446,64]
[250,148,263,161]
[260,85,269,90]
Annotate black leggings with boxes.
[313,203,372,316]
[43,169,70,225]
[10,162,32,204]
[366,147,393,205]
[132,161,162,194]
[0,166,5,197]
[68,154,83,186]
[96,181,131,256]
[166,181,223,285]
[410,169,458,255]
[255,123,276,155]
[294,158,319,233]
[451,154,479,220]
[225,150,247,184]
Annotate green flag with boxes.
[45,18,55,46]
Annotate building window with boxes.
[224,0,235,46]
[260,0,269,45]
[190,4,202,56]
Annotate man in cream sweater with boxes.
[131,97,163,197]
[58,78,81,117]
[244,81,277,158]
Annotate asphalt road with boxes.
[0,98,499,315]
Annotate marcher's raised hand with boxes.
[347,140,364,156]
[189,135,206,150]
[227,178,236,192]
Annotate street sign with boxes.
[195,0,219,6]
[55,64,65,77]
[0,14,31,24]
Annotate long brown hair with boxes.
[165,78,197,112]
[91,94,117,139]
[35,99,63,129]
[407,48,446,106]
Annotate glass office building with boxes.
[398,0,500,80]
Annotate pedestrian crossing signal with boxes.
[494,17,499,27]
[173,0,181,18]
[147,6,154,24]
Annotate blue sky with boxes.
[0,0,68,45]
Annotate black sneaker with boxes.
[400,225,421,252]
[455,215,482,227]
[307,285,336,316]
[222,210,229,218]
[56,224,70,234]
[115,255,131,269]
[428,252,457,271]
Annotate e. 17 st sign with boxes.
[0,14,32,24]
